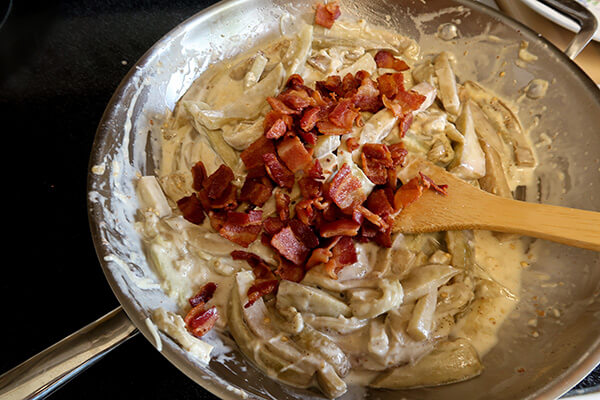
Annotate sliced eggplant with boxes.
[349,279,404,319]
[478,138,513,199]
[434,52,460,115]
[369,338,483,389]
[294,324,351,378]
[401,264,460,303]
[449,102,486,180]
[407,290,437,341]
[445,230,475,270]
[277,280,352,318]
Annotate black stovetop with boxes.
[0,0,597,399]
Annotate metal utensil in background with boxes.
[1,0,599,399]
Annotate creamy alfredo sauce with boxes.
[135,11,536,399]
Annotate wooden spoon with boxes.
[392,158,600,252]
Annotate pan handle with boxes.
[536,0,598,59]
[0,307,138,399]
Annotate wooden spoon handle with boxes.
[473,196,600,251]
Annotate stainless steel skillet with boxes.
[0,0,599,399]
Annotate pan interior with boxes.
[87,0,600,399]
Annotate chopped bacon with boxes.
[374,50,410,71]
[377,73,405,99]
[357,222,378,243]
[325,163,366,212]
[285,74,305,90]
[245,279,278,308]
[315,1,341,29]
[295,199,316,225]
[307,159,324,179]
[316,75,343,98]
[382,94,404,117]
[177,193,206,225]
[265,118,288,139]
[278,89,316,111]
[277,136,313,173]
[298,176,323,199]
[208,210,227,231]
[297,129,318,146]
[394,176,424,211]
[319,219,361,237]
[316,120,351,135]
[189,282,217,308]
[275,191,291,221]
[398,113,414,138]
[263,216,285,235]
[270,226,310,265]
[395,87,426,113]
[218,210,263,247]
[328,99,360,129]
[420,172,448,195]
[389,143,408,167]
[346,137,360,152]
[266,96,300,115]
[289,218,320,249]
[365,188,395,217]
[203,164,234,200]
[241,136,276,169]
[275,258,305,283]
[184,304,218,338]
[355,205,389,231]
[349,75,382,112]
[231,250,274,280]
[306,236,341,268]
[374,224,393,248]
[323,236,357,279]
[361,143,393,185]
[197,183,237,210]
[300,106,321,131]
[191,161,207,192]
[239,177,273,207]
[263,153,295,189]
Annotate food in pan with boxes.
[135,2,537,397]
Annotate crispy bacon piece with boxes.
[377,73,405,99]
[346,137,360,152]
[275,258,305,283]
[266,96,300,115]
[375,224,393,248]
[307,159,324,179]
[357,222,378,243]
[315,1,341,29]
[361,143,393,185]
[245,279,278,308]
[278,89,316,111]
[218,210,262,247]
[298,176,323,199]
[277,136,313,173]
[300,106,322,131]
[208,210,227,231]
[177,193,205,225]
[394,176,424,211]
[275,191,291,221]
[355,205,389,231]
[398,113,414,138]
[239,177,273,207]
[263,153,295,190]
[295,199,316,225]
[191,161,207,192]
[286,74,305,90]
[420,172,448,195]
[197,183,238,210]
[319,219,361,237]
[289,218,320,249]
[262,216,285,236]
[328,99,360,129]
[265,118,288,139]
[184,304,218,338]
[306,236,341,268]
[389,143,408,167]
[231,250,274,280]
[203,164,234,199]
[349,74,382,112]
[316,75,343,98]
[324,236,357,279]
[316,120,351,135]
[189,282,217,308]
[241,136,276,169]
[365,188,395,217]
[395,87,426,113]
[270,226,310,265]
[297,129,318,146]
[325,163,366,212]
[374,50,410,71]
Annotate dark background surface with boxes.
[0,0,597,399]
